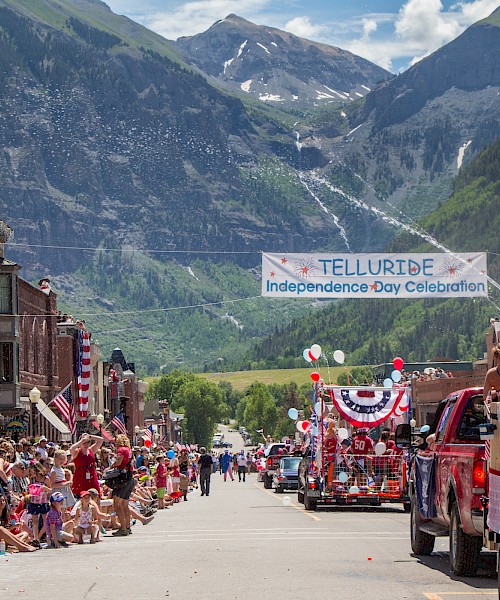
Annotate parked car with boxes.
[273,456,301,493]
[262,443,287,489]
[221,441,233,448]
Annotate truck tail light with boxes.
[472,460,486,494]
[267,458,272,467]
[308,481,316,490]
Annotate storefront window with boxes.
[0,342,13,383]
[0,274,12,314]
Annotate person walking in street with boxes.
[220,449,234,482]
[198,447,213,497]
[236,450,247,482]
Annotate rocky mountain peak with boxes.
[175,15,391,109]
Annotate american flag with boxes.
[111,412,127,436]
[142,425,154,445]
[51,383,76,435]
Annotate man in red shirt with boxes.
[351,428,374,487]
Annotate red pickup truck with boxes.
[399,387,487,576]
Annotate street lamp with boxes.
[29,387,41,438]
[134,425,140,446]
[96,413,104,436]
[409,417,416,431]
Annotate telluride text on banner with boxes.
[261,253,488,299]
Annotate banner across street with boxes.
[261,252,488,299]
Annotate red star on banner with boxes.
[480,270,486,275]
[270,271,276,277]
[369,282,377,291]
[281,257,287,265]
[301,266,310,276]
[410,266,418,273]
[467,258,473,264]
[448,267,456,275]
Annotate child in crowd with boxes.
[27,461,51,547]
[170,458,180,493]
[49,450,76,508]
[155,455,167,509]
[179,473,189,502]
[46,492,73,548]
[74,491,98,544]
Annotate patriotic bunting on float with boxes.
[78,330,91,417]
[326,387,406,427]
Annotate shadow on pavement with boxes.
[414,551,496,587]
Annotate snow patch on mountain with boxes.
[237,40,248,58]
[223,57,234,74]
[257,42,270,54]
[259,93,284,102]
[241,79,252,92]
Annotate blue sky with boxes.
[105,0,499,71]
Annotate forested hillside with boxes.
[239,139,500,370]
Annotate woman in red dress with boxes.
[70,434,103,497]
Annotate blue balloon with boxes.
[288,407,299,420]
[391,369,402,383]
[167,449,175,459]
[383,378,394,389]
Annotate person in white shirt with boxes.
[236,450,248,482]
[36,436,48,459]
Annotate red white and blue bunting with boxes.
[326,387,406,428]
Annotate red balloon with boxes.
[301,421,311,432]
[309,351,317,361]
[311,372,320,382]
[393,357,404,371]
[144,439,152,448]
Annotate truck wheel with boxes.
[411,496,435,555]
[274,485,283,494]
[403,501,411,513]
[449,503,482,576]
[263,473,272,489]
[304,489,317,511]
[297,489,304,504]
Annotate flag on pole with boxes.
[51,383,76,435]
[111,412,127,436]
[142,425,154,448]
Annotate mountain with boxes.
[0,0,499,374]
[304,6,500,226]
[240,137,500,371]
[175,14,392,109]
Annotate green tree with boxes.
[145,369,196,414]
[243,383,279,438]
[337,366,374,386]
[176,379,225,448]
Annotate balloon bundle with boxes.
[382,357,406,393]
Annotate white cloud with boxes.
[139,0,272,40]
[283,16,328,40]
[452,0,500,24]
[395,0,462,46]
[362,18,378,40]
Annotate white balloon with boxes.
[337,427,349,441]
[333,350,345,364]
[374,442,387,456]
[314,402,322,417]
[303,348,313,363]
[383,378,394,388]
[391,369,402,383]
[282,496,292,507]
[310,344,322,360]
[349,485,359,494]
[296,420,304,432]
[338,471,349,483]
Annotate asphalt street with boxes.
[1,427,497,600]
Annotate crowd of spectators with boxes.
[0,433,200,553]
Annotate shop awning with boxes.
[36,399,71,438]
[90,420,115,442]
